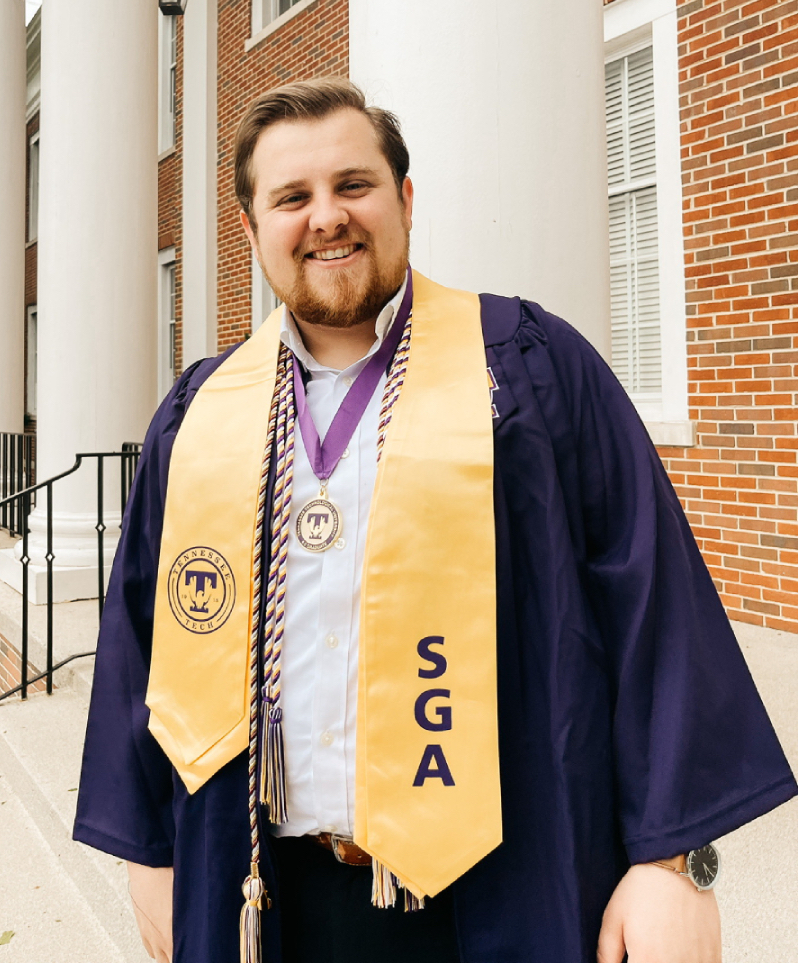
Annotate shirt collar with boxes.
[279,272,409,374]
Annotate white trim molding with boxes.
[157,246,177,402]
[246,0,316,51]
[605,0,689,427]
[645,420,696,448]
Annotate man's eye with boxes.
[341,182,368,192]
[279,194,305,206]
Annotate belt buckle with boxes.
[330,833,355,865]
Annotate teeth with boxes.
[312,245,356,261]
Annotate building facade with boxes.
[3,0,797,633]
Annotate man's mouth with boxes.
[305,243,364,261]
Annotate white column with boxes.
[182,0,218,367]
[0,0,26,434]
[2,0,158,601]
[349,0,611,356]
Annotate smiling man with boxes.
[74,79,797,963]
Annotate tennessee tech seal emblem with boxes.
[296,497,341,552]
[167,546,236,633]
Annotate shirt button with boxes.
[320,731,334,747]
[335,537,346,550]
[326,634,339,649]
[341,448,350,458]
[343,376,353,387]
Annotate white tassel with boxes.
[239,864,265,963]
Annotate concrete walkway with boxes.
[0,607,796,962]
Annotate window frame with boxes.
[158,247,178,400]
[25,305,37,419]
[27,131,39,244]
[158,11,177,154]
[251,250,280,334]
[247,0,316,50]
[604,0,691,445]
[606,43,662,399]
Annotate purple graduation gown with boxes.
[74,295,797,963]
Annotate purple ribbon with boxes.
[292,267,413,483]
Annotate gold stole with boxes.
[147,271,502,897]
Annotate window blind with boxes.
[605,46,661,395]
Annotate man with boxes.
[75,79,797,963]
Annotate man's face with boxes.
[241,108,413,329]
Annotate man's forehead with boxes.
[252,109,386,192]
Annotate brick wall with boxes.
[216,0,349,351]
[159,17,184,378]
[659,0,798,632]
[0,630,47,697]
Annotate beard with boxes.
[259,229,409,329]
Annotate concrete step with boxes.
[0,599,796,962]
[0,571,101,702]
[0,687,144,962]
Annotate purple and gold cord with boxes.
[240,347,284,963]
[241,314,415,963]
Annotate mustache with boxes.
[298,232,370,258]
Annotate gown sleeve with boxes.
[531,304,798,864]
[73,357,226,866]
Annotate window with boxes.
[158,12,177,152]
[251,0,309,38]
[605,46,661,398]
[28,133,39,243]
[604,0,691,442]
[251,251,280,333]
[25,307,37,418]
[159,249,177,399]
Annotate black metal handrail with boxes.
[0,433,35,536]
[0,444,142,702]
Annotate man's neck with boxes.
[292,315,379,370]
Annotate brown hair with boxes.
[234,78,410,230]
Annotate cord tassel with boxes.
[258,695,270,806]
[239,863,265,963]
[265,706,287,824]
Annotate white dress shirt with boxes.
[271,276,407,838]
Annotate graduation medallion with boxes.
[296,489,341,552]
[290,269,412,555]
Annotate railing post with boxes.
[1,447,142,702]
[0,434,6,531]
[97,455,106,618]
[46,482,54,695]
[14,436,22,536]
[20,490,30,700]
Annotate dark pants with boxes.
[271,835,462,963]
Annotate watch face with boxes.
[687,844,720,890]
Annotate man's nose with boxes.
[307,192,349,236]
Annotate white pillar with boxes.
[0,0,27,434]
[3,0,158,601]
[349,0,611,356]
[182,0,218,367]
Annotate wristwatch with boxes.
[651,843,721,891]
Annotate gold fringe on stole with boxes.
[370,858,425,912]
[371,858,397,909]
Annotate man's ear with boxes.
[401,177,414,231]
[240,210,258,252]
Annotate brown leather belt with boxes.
[312,833,372,866]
